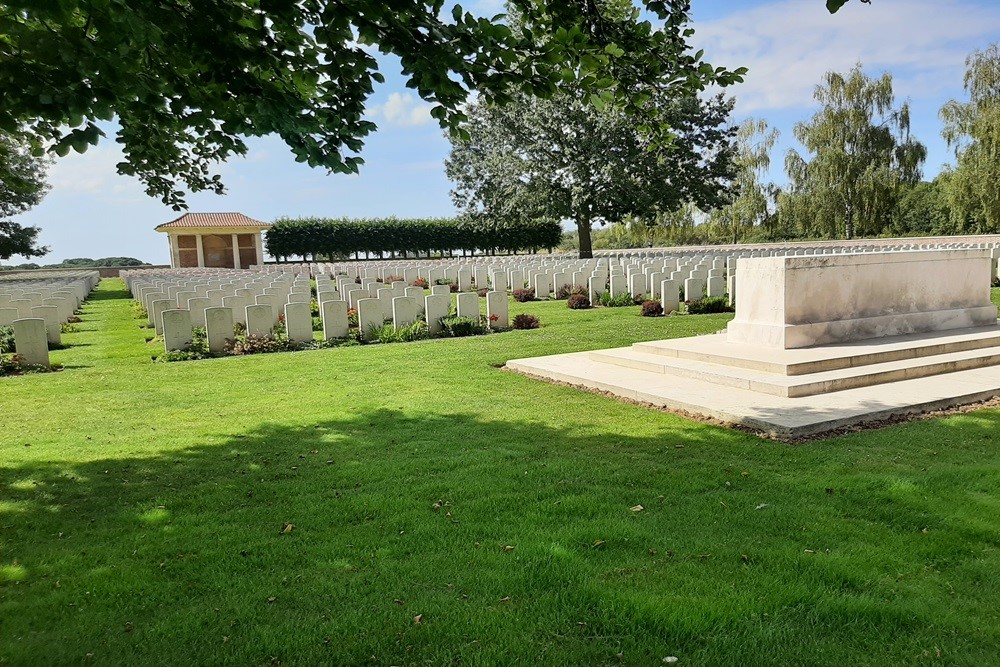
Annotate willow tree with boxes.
[707,118,779,243]
[781,66,926,239]
[940,43,1000,232]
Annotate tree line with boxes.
[264,217,563,261]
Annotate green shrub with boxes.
[512,288,535,302]
[556,284,588,299]
[685,296,734,314]
[640,300,663,317]
[441,315,487,337]
[0,326,13,353]
[511,313,541,330]
[598,291,639,307]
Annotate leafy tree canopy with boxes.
[781,65,926,240]
[0,130,50,261]
[0,0,749,210]
[826,0,872,12]
[446,90,737,258]
[940,43,1000,232]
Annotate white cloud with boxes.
[46,144,131,195]
[369,92,435,127]
[692,0,1000,114]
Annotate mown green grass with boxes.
[1,280,998,666]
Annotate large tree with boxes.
[781,65,926,240]
[0,131,49,261]
[706,118,779,244]
[0,0,746,209]
[445,91,736,258]
[940,43,1000,233]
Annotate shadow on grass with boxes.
[1,409,999,665]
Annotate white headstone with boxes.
[321,300,349,339]
[424,294,450,335]
[162,309,193,352]
[486,291,508,329]
[456,292,479,319]
[284,302,313,343]
[12,318,49,367]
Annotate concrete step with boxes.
[632,323,1000,376]
[590,342,1000,397]
[506,350,1000,438]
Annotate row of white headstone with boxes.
[0,271,99,367]
[122,269,513,352]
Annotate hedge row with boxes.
[264,217,562,260]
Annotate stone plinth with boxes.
[727,250,996,349]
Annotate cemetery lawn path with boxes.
[0,279,998,666]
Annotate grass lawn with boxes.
[1,279,998,666]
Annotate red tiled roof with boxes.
[155,212,270,230]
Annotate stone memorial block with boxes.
[288,291,311,304]
[456,292,479,319]
[728,250,998,349]
[727,275,737,306]
[392,296,419,329]
[316,290,338,304]
[424,294,450,335]
[162,309,193,352]
[571,271,587,290]
[509,269,526,290]
[30,305,60,345]
[357,297,386,340]
[321,300,349,339]
[0,308,18,326]
[284,302,313,343]
[430,284,451,297]
[404,287,425,311]
[403,268,419,283]
[486,291,508,328]
[391,281,407,296]
[12,318,49,367]
[490,271,508,292]
[684,277,705,303]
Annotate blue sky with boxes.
[9,0,1000,265]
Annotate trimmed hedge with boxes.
[265,216,562,260]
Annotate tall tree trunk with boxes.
[577,218,593,259]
